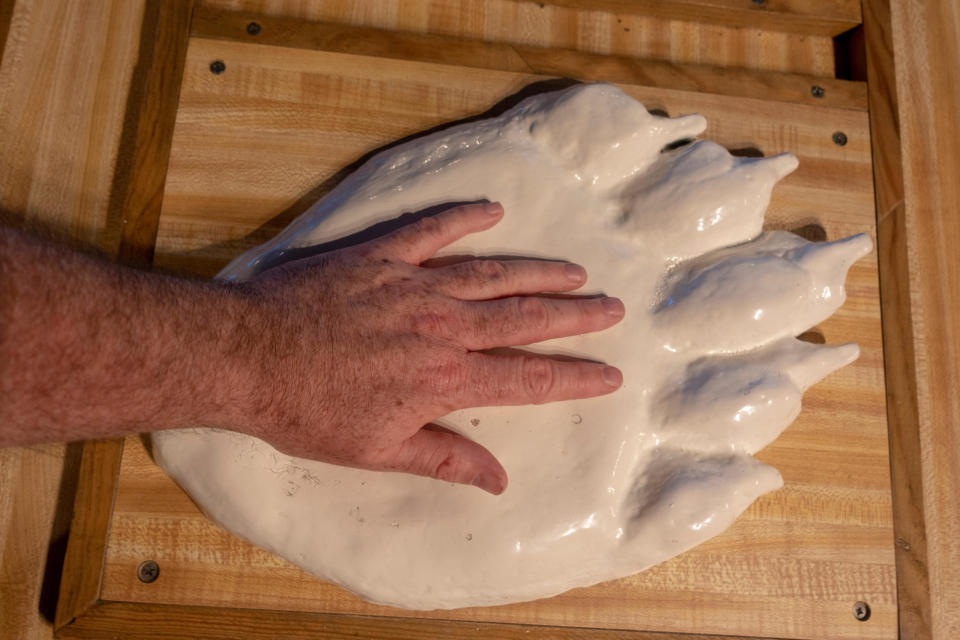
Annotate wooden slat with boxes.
[513,45,865,110]
[0,1,146,639]
[111,0,195,267]
[199,0,839,78]
[58,602,767,640]
[191,5,531,73]
[861,2,931,638]
[0,0,15,64]
[191,6,867,111]
[539,0,861,37]
[54,0,195,635]
[53,439,124,629]
[885,0,960,637]
[101,37,896,639]
[0,0,145,251]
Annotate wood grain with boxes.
[57,601,770,640]
[95,37,896,639]
[112,0,195,267]
[0,0,144,251]
[887,0,960,637]
[861,1,931,638]
[54,440,124,630]
[0,444,78,640]
[538,0,861,37]
[48,4,197,635]
[192,6,867,111]
[0,2,145,639]
[200,0,839,77]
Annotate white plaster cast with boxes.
[152,83,872,610]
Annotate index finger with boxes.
[366,202,504,265]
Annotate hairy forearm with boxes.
[0,225,255,446]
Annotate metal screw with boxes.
[811,85,825,98]
[137,560,160,583]
[752,0,766,4]
[209,60,226,75]
[833,131,848,146]
[246,21,261,35]
[853,601,871,621]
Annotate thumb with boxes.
[387,426,507,495]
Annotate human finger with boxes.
[454,295,624,350]
[366,202,503,265]
[428,258,587,300]
[458,352,623,406]
[384,426,507,494]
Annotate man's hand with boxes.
[233,203,625,494]
[0,203,623,494]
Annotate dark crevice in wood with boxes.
[38,442,86,624]
[834,25,867,81]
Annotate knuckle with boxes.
[474,259,510,285]
[433,452,464,482]
[414,214,444,237]
[410,310,449,336]
[576,298,596,324]
[424,355,467,396]
[426,436,462,481]
[517,296,550,333]
[520,357,556,404]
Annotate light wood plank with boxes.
[201,0,839,77]
[54,440,124,630]
[0,444,74,640]
[100,38,896,639]
[888,0,960,638]
[861,1,931,638]
[0,1,146,639]
[0,0,144,252]
[113,0,196,268]
[57,601,767,640]
[191,6,867,110]
[540,0,861,37]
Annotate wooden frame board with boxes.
[51,1,951,638]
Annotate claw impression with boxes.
[153,84,872,610]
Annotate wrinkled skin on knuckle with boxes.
[521,356,556,404]
[516,296,550,335]
[422,352,468,399]
[432,447,468,482]
[412,214,444,242]
[472,259,510,286]
[410,309,450,337]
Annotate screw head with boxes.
[853,601,871,621]
[811,85,826,98]
[832,131,848,146]
[751,0,766,4]
[137,560,160,583]
[209,60,226,75]
[246,21,262,35]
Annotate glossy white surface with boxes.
[153,84,871,610]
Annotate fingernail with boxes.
[484,202,503,216]
[602,366,623,388]
[602,297,625,317]
[564,263,587,283]
[472,472,504,495]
